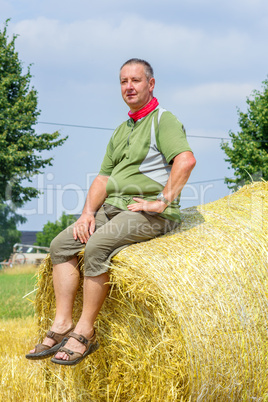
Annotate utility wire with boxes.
[2,118,267,142]
[33,178,227,192]
[38,121,231,140]
[37,121,268,143]
[38,121,114,131]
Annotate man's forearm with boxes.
[162,151,196,204]
[127,151,196,214]
[82,175,109,215]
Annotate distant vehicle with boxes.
[6,243,49,267]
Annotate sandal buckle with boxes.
[78,335,88,345]
[47,331,55,339]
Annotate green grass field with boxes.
[0,266,37,319]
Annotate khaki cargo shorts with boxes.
[50,203,179,276]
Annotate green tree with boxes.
[0,204,22,261]
[35,212,77,248]
[0,20,67,260]
[221,79,268,191]
[0,20,67,206]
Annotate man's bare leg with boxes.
[53,272,110,361]
[29,257,80,353]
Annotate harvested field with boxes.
[0,317,47,401]
[23,182,268,401]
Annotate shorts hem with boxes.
[50,255,79,265]
[84,265,109,277]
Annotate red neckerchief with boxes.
[128,97,159,122]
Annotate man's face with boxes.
[120,63,155,112]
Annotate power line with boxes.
[189,135,230,140]
[38,121,114,131]
[37,121,232,140]
[37,121,268,143]
[32,178,227,193]
[2,118,266,142]
[188,178,226,185]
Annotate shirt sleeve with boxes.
[156,111,192,164]
[99,136,114,176]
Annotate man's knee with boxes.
[50,224,80,263]
[50,232,64,261]
[83,240,100,262]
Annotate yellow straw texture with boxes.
[32,181,268,401]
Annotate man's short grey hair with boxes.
[120,58,154,81]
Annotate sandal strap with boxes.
[68,331,95,346]
[34,343,51,353]
[46,326,74,344]
[58,346,82,358]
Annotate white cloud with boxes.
[172,82,256,105]
[8,15,263,132]
[10,15,255,77]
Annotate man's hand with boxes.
[127,197,167,214]
[73,213,96,244]
[72,174,109,243]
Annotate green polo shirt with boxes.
[99,107,192,222]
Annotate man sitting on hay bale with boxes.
[26,58,196,366]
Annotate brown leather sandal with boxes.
[51,330,99,366]
[25,326,74,360]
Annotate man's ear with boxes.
[149,77,155,92]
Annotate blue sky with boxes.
[1,0,268,230]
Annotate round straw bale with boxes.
[34,181,268,401]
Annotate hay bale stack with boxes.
[35,182,268,401]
